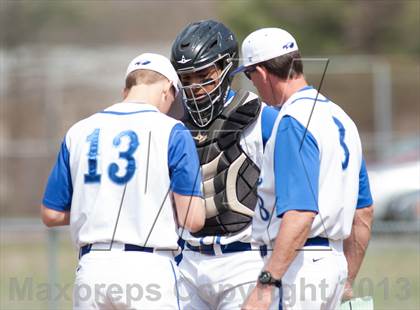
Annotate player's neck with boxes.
[280,76,308,104]
[123,84,162,108]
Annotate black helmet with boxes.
[171,20,238,127]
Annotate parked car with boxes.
[368,160,420,220]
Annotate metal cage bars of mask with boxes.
[181,61,233,127]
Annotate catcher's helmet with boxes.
[171,20,238,127]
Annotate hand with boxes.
[241,283,274,310]
[342,280,354,301]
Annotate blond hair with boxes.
[125,69,168,90]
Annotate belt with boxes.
[259,237,329,257]
[185,241,252,256]
[304,236,329,247]
[79,243,154,259]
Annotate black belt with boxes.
[259,237,329,257]
[79,243,154,259]
[186,241,252,256]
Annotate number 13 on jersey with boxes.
[84,128,140,185]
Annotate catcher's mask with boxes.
[171,19,238,127]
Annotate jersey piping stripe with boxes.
[289,96,329,106]
[279,284,283,310]
[170,261,181,310]
[298,85,314,92]
[99,110,158,115]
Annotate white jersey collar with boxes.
[281,85,327,110]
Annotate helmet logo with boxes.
[177,55,192,64]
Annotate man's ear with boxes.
[163,81,175,100]
[256,65,268,82]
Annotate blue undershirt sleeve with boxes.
[168,123,202,197]
[42,138,73,211]
[274,116,320,217]
[357,158,373,208]
[261,105,280,149]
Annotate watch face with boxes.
[258,271,271,284]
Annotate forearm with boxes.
[343,205,374,285]
[265,210,315,279]
[41,205,70,227]
[173,193,205,233]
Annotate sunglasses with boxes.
[244,66,257,80]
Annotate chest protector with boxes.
[184,90,261,237]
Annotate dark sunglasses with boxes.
[244,66,257,80]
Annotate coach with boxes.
[234,28,374,309]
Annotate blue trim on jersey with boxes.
[168,123,202,196]
[99,110,157,115]
[215,236,221,244]
[298,85,314,92]
[169,261,181,310]
[289,96,329,106]
[274,116,319,217]
[42,138,73,211]
[261,106,280,149]
[357,159,373,208]
[279,285,283,310]
[226,89,235,103]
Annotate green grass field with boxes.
[1,230,419,309]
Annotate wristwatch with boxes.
[258,271,282,287]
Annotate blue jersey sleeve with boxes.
[274,116,319,217]
[261,105,279,149]
[168,123,202,196]
[357,159,373,208]
[42,138,73,211]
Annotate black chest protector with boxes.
[184,90,261,237]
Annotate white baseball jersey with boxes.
[43,102,202,250]
[176,90,279,310]
[253,86,373,245]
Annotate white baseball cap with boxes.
[232,28,298,75]
[126,53,180,96]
